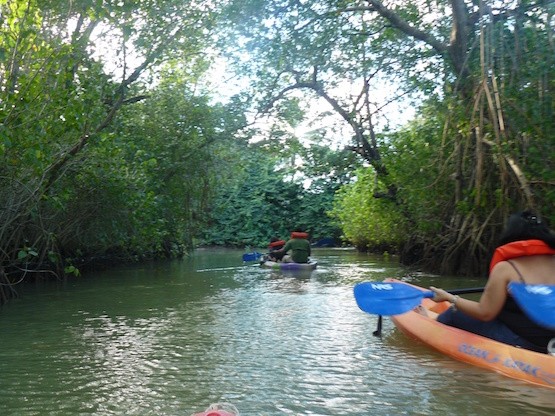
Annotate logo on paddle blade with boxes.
[525,285,552,295]
[370,283,394,291]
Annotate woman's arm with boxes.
[431,261,513,321]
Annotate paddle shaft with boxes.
[421,286,484,301]
[371,286,484,336]
[448,287,484,295]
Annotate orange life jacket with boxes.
[489,239,555,273]
[268,239,286,248]
[291,232,309,239]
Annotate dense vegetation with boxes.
[0,0,232,302]
[1,0,553,303]
[220,0,555,275]
[199,137,360,247]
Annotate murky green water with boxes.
[0,248,553,415]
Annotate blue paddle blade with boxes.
[354,282,433,316]
[242,252,262,262]
[508,282,555,329]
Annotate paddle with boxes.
[360,282,485,337]
[509,282,555,329]
[355,281,555,330]
[242,252,262,262]
[354,281,484,316]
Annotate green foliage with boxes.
[199,150,300,247]
[330,167,408,252]
[380,105,451,235]
[44,66,246,262]
[220,0,555,275]
[0,0,240,288]
[199,142,352,247]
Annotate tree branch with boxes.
[365,0,448,55]
[482,138,535,208]
[43,33,176,191]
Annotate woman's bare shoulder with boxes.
[490,256,555,284]
[489,260,515,276]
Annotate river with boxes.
[0,248,553,415]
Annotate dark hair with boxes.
[498,211,555,248]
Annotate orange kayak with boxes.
[386,279,555,389]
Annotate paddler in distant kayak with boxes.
[429,211,555,353]
[273,229,311,264]
[267,236,286,262]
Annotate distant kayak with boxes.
[260,259,317,270]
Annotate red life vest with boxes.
[291,232,309,239]
[268,239,286,248]
[489,239,555,273]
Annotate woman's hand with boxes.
[430,286,456,303]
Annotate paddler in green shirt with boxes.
[278,230,311,263]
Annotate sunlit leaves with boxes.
[330,167,408,251]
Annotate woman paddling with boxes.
[267,236,286,262]
[430,211,555,353]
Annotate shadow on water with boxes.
[0,247,553,415]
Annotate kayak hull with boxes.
[386,278,555,389]
[191,403,238,416]
[260,260,317,270]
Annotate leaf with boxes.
[64,265,81,277]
